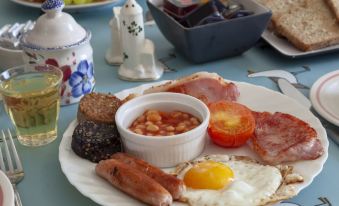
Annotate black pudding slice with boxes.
[72,120,122,163]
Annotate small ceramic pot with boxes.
[0,46,24,71]
[20,0,95,105]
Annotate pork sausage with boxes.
[96,159,172,206]
[111,152,185,200]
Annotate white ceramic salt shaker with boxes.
[105,7,123,66]
[20,0,95,105]
[118,0,164,81]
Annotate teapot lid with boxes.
[21,0,87,49]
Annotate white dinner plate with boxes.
[262,30,339,58]
[310,70,339,127]
[59,80,329,206]
[10,0,120,11]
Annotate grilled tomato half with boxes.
[208,101,255,147]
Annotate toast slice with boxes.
[326,0,339,21]
[275,0,339,51]
[255,0,306,27]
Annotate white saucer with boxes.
[310,70,339,127]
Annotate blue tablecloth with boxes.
[0,1,339,205]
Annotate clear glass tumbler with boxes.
[0,65,63,146]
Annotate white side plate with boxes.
[0,170,14,206]
[310,70,339,127]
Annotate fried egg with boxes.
[174,155,304,206]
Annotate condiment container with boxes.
[0,46,23,71]
[182,0,225,27]
[115,93,210,168]
[163,0,200,20]
[20,0,95,106]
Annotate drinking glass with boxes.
[0,65,63,146]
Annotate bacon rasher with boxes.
[144,72,239,105]
[250,111,324,165]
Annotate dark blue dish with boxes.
[147,0,272,63]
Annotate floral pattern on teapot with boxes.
[69,60,94,98]
[26,50,95,105]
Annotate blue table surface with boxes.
[1,1,339,206]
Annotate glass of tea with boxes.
[0,65,63,146]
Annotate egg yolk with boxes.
[183,161,234,190]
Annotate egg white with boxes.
[176,155,283,206]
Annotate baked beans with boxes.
[129,110,201,136]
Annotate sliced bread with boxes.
[275,0,339,51]
[326,0,339,21]
[255,0,307,27]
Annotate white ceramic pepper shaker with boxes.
[118,0,164,81]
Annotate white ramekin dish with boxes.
[0,170,14,206]
[115,92,210,168]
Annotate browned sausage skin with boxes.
[111,152,185,200]
[96,159,172,206]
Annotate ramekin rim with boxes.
[115,92,210,142]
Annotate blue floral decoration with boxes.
[42,0,64,11]
[69,60,94,98]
